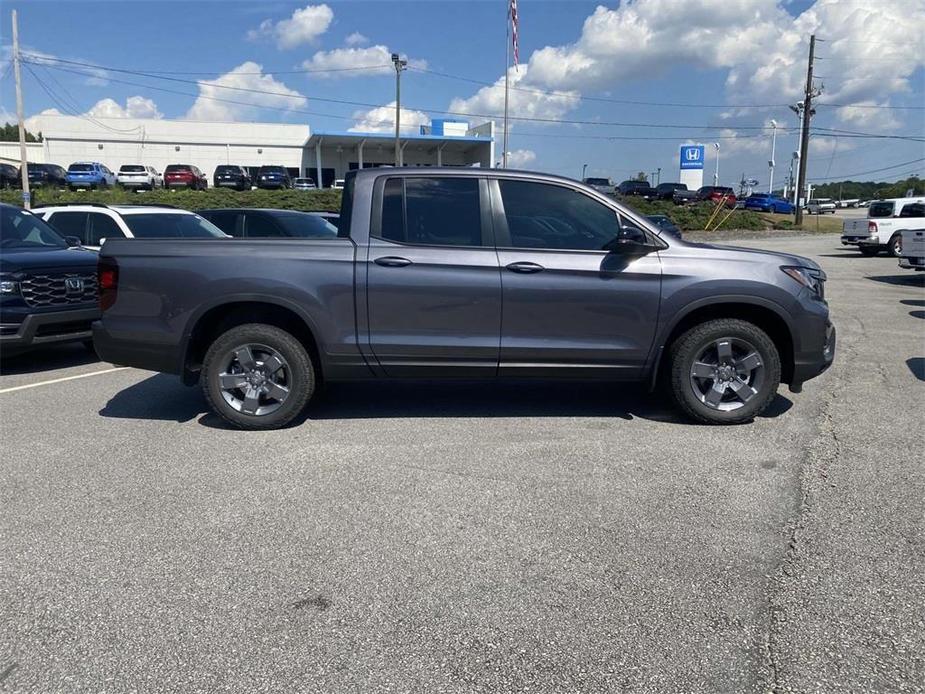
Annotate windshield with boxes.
[68,164,94,172]
[123,213,228,239]
[273,212,338,238]
[120,165,145,173]
[868,202,894,218]
[165,165,191,173]
[0,206,68,249]
[585,178,610,186]
[215,166,239,173]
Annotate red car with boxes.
[697,186,737,208]
[164,164,208,190]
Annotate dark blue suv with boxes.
[0,204,99,355]
[256,165,292,190]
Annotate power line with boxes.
[808,157,925,182]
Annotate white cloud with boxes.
[507,149,537,168]
[448,65,580,125]
[835,101,902,132]
[345,32,369,47]
[85,96,163,120]
[301,46,426,78]
[185,62,306,122]
[248,4,333,50]
[348,101,430,133]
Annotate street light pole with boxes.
[391,52,407,167]
[581,163,587,180]
[656,167,661,186]
[12,10,30,210]
[712,143,720,186]
[768,119,777,194]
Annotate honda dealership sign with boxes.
[679,144,705,190]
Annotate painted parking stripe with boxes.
[0,367,130,394]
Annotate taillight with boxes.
[868,221,878,233]
[98,257,118,311]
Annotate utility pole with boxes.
[656,167,661,186]
[712,142,720,186]
[581,163,587,180]
[794,35,817,226]
[12,10,30,210]
[391,53,407,167]
[768,119,778,194]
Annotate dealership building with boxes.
[0,113,497,187]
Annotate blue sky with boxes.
[1,0,923,186]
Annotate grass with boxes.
[759,212,843,234]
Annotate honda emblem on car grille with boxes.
[65,277,84,294]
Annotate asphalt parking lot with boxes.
[1,234,923,693]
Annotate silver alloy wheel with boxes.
[689,337,765,412]
[218,343,291,416]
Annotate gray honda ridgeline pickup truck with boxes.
[93,168,835,429]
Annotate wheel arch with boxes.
[650,299,795,388]
[181,297,323,385]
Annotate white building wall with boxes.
[0,141,46,165]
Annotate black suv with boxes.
[654,182,688,200]
[256,165,292,190]
[618,180,656,199]
[1,163,20,189]
[23,163,68,189]
[213,165,252,191]
[0,203,99,355]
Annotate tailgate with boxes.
[842,219,867,234]
[903,229,925,256]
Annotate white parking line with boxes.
[0,367,130,394]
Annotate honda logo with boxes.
[64,277,84,294]
[685,148,701,162]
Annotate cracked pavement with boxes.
[1,234,923,692]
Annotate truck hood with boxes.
[688,242,821,271]
[0,246,98,274]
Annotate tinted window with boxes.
[201,210,241,236]
[273,212,338,238]
[259,166,287,174]
[245,214,284,238]
[122,213,226,238]
[88,213,125,245]
[899,203,925,218]
[377,177,482,247]
[499,180,620,251]
[214,166,240,174]
[164,165,191,173]
[68,164,94,172]
[1,207,67,248]
[120,165,145,173]
[868,202,894,218]
[585,178,610,186]
[47,211,88,242]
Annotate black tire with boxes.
[202,323,315,430]
[859,246,880,257]
[888,233,902,258]
[668,318,781,425]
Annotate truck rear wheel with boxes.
[668,319,781,425]
[202,323,315,430]
[888,234,902,258]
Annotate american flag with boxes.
[510,0,519,68]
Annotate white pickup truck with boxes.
[899,229,925,271]
[841,197,925,256]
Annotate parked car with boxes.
[0,163,19,189]
[198,208,338,239]
[332,179,346,190]
[256,165,292,190]
[293,178,317,191]
[21,163,68,189]
[899,229,925,271]
[94,168,835,430]
[307,211,340,230]
[617,180,656,199]
[164,164,208,190]
[645,214,683,239]
[582,177,615,196]
[697,186,737,209]
[744,193,795,214]
[654,182,687,201]
[672,187,699,205]
[117,165,162,191]
[66,162,116,190]
[213,165,252,191]
[38,203,228,250]
[0,203,99,355]
[805,198,836,214]
[841,197,925,257]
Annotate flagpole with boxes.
[502,1,510,169]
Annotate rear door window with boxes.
[869,202,895,218]
[202,210,242,236]
[87,213,125,245]
[245,213,284,238]
[376,177,483,247]
[899,203,925,218]
[46,211,88,243]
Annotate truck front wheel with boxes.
[202,323,315,430]
[668,319,781,425]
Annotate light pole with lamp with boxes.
[712,142,720,186]
[391,52,407,167]
[581,163,588,180]
[768,119,778,194]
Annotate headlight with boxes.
[0,279,20,294]
[782,266,825,299]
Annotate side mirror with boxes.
[64,236,82,247]
[604,225,657,255]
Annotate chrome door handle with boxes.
[374,256,412,267]
[505,261,545,274]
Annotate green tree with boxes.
[0,122,42,142]
[635,171,648,181]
